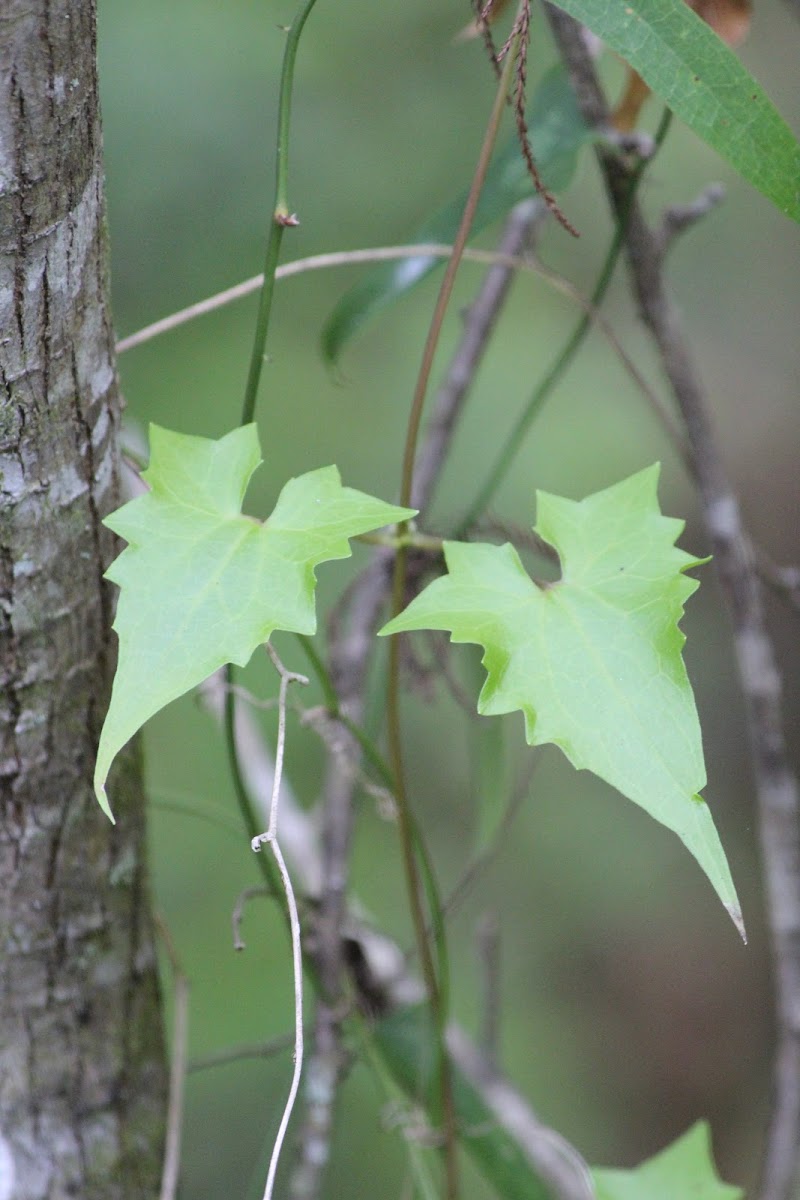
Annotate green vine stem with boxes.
[458,108,673,534]
[240,0,320,427]
[385,37,521,1200]
[225,0,321,887]
[224,666,280,895]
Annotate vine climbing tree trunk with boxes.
[0,2,167,1197]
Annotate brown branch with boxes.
[154,914,190,1200]
[545,11,800,1199]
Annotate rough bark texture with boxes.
[0,3,167,1197]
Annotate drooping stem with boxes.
[251,645,309,1200]
[385,35,520,1200]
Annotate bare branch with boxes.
[289,728,359,1200]
[154,915,190,1200]
[546,11,800,1197]
[112,240,592,357]
[657,183,726,255]
[288,1006,350,1200]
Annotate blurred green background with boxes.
[98,1,800,1195]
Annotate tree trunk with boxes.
[0,2,167,1197]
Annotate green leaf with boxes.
[593,1121,743,1200]
[551,0,800,221]
[374,1004,555,1200]
[321,66,592,363]
[381,466,743,937]
[94,425,413,820]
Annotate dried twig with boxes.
[114,228,688,475]
[470,0,578,236]
[250,644,309,1200]
[114,243,557,355]
[188,1032,295,1074]
[657,183,726,256]
[232,886,270,951]
[545,11,800,1198]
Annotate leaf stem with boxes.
[240,0,319,427]
[458,107,673,534]
[385,36,521,1200]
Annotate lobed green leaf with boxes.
[94,425,413,819]
[381,466,743,936]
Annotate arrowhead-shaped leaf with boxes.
[95,425,413,820]
[593,1121,743,1200]
[381,466,743,936]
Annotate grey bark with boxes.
[0,3,167,1198]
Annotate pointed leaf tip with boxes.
[93,425,414,817]
[382,467,741,924]
[94,778,116,824]
[727,903,747,944]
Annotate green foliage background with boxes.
[99,1,800,1195]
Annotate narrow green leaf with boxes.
[322,66,592,364]
[374,1005,555,1200]
[551,0,800,221]
[593,1121,743,1200]
[94,425,413,819]
[381,466,743,937]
